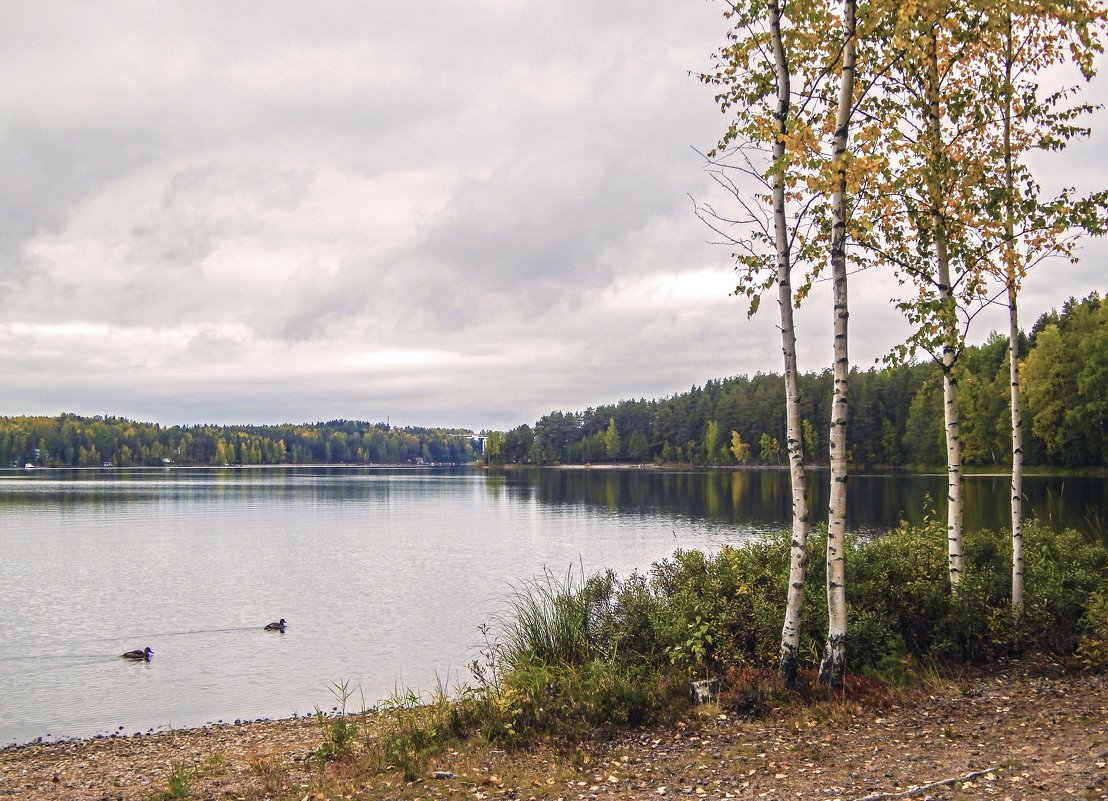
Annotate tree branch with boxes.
[850,766,1003,801]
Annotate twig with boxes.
[850,766,1002,801]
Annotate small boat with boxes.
[264,618,287,632]
[121,646,153,661]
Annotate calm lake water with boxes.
[0,466,1103,746]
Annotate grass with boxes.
[372,683,463,781]
[247,754,289,796]
[150,754,227,800]
[164,764,190,799]
[498,565,596,668]
[283,521,1107,793]
[310,679,362,765]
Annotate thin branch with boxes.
[851,766,1003,801]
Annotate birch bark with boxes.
[767,0,811,688]
[819,0,856,688]
[1001,13,1024,615]
[925,30,963,586]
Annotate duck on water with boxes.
[121,647,153,661]
[264,619,286,632]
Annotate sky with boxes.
[1,2,1104,432]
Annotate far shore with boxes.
[483,461,1108,477]
[5,461,1105,478]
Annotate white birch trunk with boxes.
[768,0,810,688]
[1007,281,1023,612]
[926,31,963,586]
[941,354,963,584]
[819,0,856,688]
[1002,14,1024,615]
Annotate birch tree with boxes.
[767,0,811,684]
[818,0,858,687]
[925,17,975,586]
[698,0,831,686]
[807,0,916,682]
[968,0,1106,613]
[856,0,1106,598]
[702,0,899,685]
[855,0,996,587]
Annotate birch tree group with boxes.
[702,0,1105,684]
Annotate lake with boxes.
[0,465,1103,746]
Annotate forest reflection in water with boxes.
[496,467,1106,537]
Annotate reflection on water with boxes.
[0,465,1102,746]
[505,468,1106,535]
[0,467,735,746]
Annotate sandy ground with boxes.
[1,660,1105,801]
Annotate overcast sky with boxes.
[1,2,1104,432]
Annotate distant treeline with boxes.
[485,293,1106,468]
[0,418,479,467]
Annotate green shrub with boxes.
[371,684,486,781]
[1074,587,1108,671]
[342,522,1104,782]
[311,680,362,764]
[1020,526,1107,652]
[475,522,1106,742]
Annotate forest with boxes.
[485,292,1106,469]
[3,292,1100,471]
[0,417,478,468]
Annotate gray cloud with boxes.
[0,2,1103,431]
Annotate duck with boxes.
[264,618,287,632]
[121,646,153,661]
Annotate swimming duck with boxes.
[121,647,153,661]
[264,619,287,632]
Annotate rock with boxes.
[690,679,720,706]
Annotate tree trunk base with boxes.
[819,634,846,687]
[779,646,800,689]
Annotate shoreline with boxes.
[0,711,313,754]
[2,661,1105,801]
[0,712,324,800]
[6,462,1104,478]
[0,714,310,754]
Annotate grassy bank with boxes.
[6,662,1105,801]
[322,521,1107,783]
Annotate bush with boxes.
[347,522,1105,784]
[487,522,1106,732]
[488,567,689,741]
[1074,587,1108,671]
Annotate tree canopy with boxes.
[487,295,1105,469]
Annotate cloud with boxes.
[0,2,1103,431]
